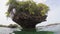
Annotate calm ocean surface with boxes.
[0,27,21,34]
[37,24,60,34]
[0,24,60,34]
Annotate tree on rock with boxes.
[6,0,49,30]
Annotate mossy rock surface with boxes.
[13,31,54,34]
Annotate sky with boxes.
[0,0,60,26]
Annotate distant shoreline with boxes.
[0,24,19,28]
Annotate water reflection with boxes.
[0,27,21,34]
[37,24,60,34]
[0,24,60,34]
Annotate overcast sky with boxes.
[0,0,60,26]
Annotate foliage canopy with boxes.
[6,0,49,29]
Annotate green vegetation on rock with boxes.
[6,0,49,31]
[13,31,54,34]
